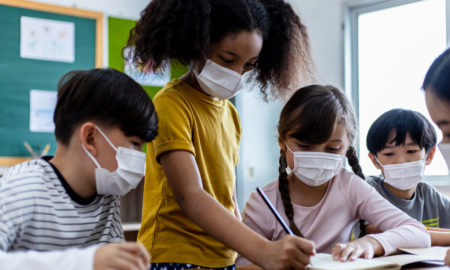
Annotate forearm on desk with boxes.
[429,231,450,246]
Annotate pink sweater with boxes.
[236,169,431,266]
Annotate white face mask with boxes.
[438,143,450,172]
[193,59,250,100]
[376,157,426,190]
[285,143,344,187]
[82,127,146,196]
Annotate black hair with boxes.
[277,85,364,236]
[53,68,158,145]
[126,0,313,99]
[366,108,437,155]
[423,47,450,101]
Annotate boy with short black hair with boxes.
[365,108,450,245]
[0,68,157,269]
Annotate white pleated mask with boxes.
[193,59,251,100]
[377,157,426,190]
[82,127,146,196]
[285,143,344,187]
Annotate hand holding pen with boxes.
[256,187,316,270]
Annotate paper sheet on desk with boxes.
[307,253,400,270]
[399,246,448,260]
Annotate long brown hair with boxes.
[277,85,365,236]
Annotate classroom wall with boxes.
[236,0,349,208]
[25,0,351,209]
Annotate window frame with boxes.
[344,0,450,182]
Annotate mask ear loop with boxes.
[95,126,118,152]
[284,141,294,154]
[374,156,384,168]
[81,144,101,169]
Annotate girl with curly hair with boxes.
[126,0,314,269]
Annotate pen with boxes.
[256,187,294,235]
[41,143,51,156]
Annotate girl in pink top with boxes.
[236,85,430,266]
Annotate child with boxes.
[236,85,430,266]
[0,68,156,270]
[365,108,450,246]
[422,47,450,265]
[127,0,316,269]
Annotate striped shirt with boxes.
[0,157,124,252]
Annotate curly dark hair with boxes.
[126,0,313,99]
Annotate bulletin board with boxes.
[0,0,103,165]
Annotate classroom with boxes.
[1,0,450,269]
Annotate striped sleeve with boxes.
[0,171,39,250]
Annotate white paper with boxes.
[29,90,57,133]
[20,16,75,63]
[123,47,170,86]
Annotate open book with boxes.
[307,246,447,270]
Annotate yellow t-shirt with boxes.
[138,79,241,267]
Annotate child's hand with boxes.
[263,235,315,270]
[331,237,383,262]
[94,242,151,270]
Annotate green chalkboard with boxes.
[0,1,102,160]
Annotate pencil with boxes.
[256,187,294,235]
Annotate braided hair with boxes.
[278,149,303,236]
[277,85,365,237]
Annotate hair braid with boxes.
[346,146,365,179]
[278,149,302,237]
[345,146,367,237]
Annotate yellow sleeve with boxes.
[152,90,195,162]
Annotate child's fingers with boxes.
[136,243,151,266]
[338,245,355,262]
[294,237,315,255]
[111,256,140,270]
[116,248,147,270]
[118,243,150,269]
[349,247,364,261]
[331,243,345,260]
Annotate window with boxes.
[346,0,449,179]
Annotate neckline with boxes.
[173,78,228,108]
[42,156,98,205]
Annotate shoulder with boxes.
[245,181,279,213]
[0,159,56,216]
[366,175,384,188]
[416,182,448,201]
[1,159,52,191]
[154,79,190,103]
[243,181,278,234]
[334,169,376,198]
[335,169,369,187]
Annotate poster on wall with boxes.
[123,47,170,86]
[20,16,75,63]
[29,89,57,133]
